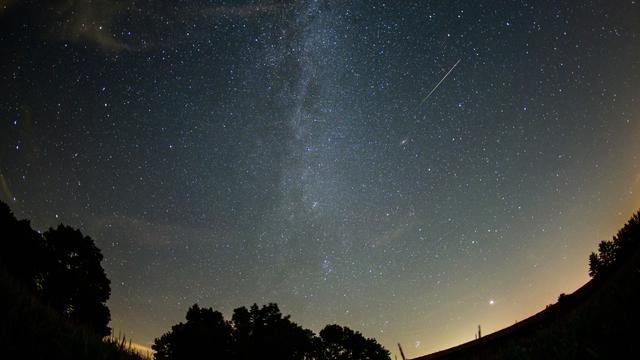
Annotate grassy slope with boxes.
[0,269,146,360]
[411,242,640,359]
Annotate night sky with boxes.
[1,0,639,357]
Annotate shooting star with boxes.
[417,58,461,108]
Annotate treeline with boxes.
[0,200,390,359]
[153,303,390,360]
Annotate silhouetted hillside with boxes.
[412,210,640,359]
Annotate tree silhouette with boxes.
[319,324,390,360]
[0,201,112,337]
[589,210,640,278]
[153,304,234,360]
[154,302,390,360]
[0,201,50,292]
[231,303,316,360]
[41,224,112,336]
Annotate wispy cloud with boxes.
[2,0,129,51]
[3,0,289,52]
[52,0,129,52]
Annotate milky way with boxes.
[1,1,639,357]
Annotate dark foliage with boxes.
[154,304,234,359]
[588,210,640,278]
[153,303,390,360]
[0,201,139,360]
[42,225,112,336]
[0,201,111,336]
[319,324,390,360]
[231,303,317,360]
[0,201,49,292]
[0,267,143,360]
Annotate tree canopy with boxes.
[153,303,390,360]
[319,324,389,360]
[0,201,49,291]
[42,224,111,336]
[0,201,111,336]
[154,304,234,360]
[588,210,640,278]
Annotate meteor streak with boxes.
[417,58,461,108]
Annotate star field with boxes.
[1,1,639,357]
